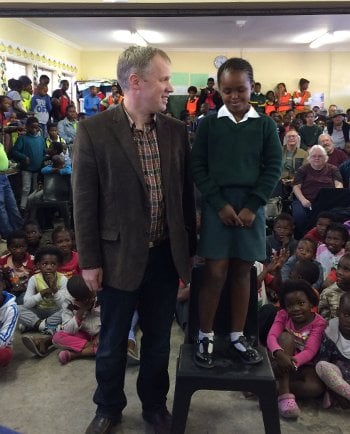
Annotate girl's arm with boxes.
[61,298,80,335]
[293,315,327,367]
[267,309,288,354]
[23,276,43,308]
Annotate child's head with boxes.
[316,211,334,238]
[217,58,254,116]
[0,95,12,113]
[339,292,350,339]
[295,238,317,261]
[26,116,40,135]
[52,226,73,257]
[49,141,64,156]
[37,84,48,96]
[66,104,77,121]
[266,90,275,102]
[39,74,50,86]
[279,279,319,324]
[206,78,215,89]
[89,86,98,96]
[200,102,209,115]
[34,246,63,273]
[290,260,320,285]
[325,223,349,254]
[7,230,28,262]
[336,253,350,291]
[187,86,197,98]
[19,75,33,93]
[254,82,261,93]
[67,275,95,303]
[47,123,58,140]
[23,220,42,247]
[273,213,294,241]
[52,155,65,169]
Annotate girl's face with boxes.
[284,290,313,326]
[295,240,315,261]
[54,231,73,256]
[38,254,59,274]
[336,257,350,288]
[325,230,346,254]
[8,238,27,262]
[339,298,350,339]
[316,217,332,238]
[218,70,253,118]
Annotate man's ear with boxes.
[128,73,142,90]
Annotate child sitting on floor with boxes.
[316,223,348,279]
[267,279,326,419]
[316,292,350,409]
[0,271,19,368]
[304,212,334,247]
[53,275,100,364]
[18,246,67,334]
[322,240,350,289]
[266,213,298,263]
[318,253,350,321]
[52,226,80,279]
[0,230,35,304]
[281,238,323,291]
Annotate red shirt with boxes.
[305,227,324,246]
[57,251,80,280]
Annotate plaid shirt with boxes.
[124,107,167,243]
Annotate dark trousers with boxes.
[93,240,179,420]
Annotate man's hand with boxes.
[82,268,103,292]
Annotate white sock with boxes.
[198,330,214,354]
[230,331,246,352]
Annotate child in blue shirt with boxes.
[11,117,46,214]
[30,84,52,137]
[83,86,100,117]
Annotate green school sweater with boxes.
[191,114,282,212]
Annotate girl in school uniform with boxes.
[191,57,282,368]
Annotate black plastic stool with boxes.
[171,266,281,434]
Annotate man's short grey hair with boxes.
[117,46,171,91]
[318,133,333,145]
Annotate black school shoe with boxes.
[194,337,214,368]
[229,335,263,365]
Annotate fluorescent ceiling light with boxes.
[292,29,327,44]
[137,30,164,43]
[310,30,350,48]
[114,30,147,46]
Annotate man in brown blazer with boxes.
[72,46,196,434]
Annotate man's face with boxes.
[333,114,344,127]
[319,135,334,154]
[137,54,173,113]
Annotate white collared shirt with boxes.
[217,104,260,124]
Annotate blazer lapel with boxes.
[111,106,148,195]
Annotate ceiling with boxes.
[20,14,350,52]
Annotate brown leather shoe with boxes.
[85,415,121,434]
[142,409,172,434]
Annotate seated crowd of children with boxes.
[0,220,158,371]
[254,210,350,418]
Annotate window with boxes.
[6,59,27,80]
